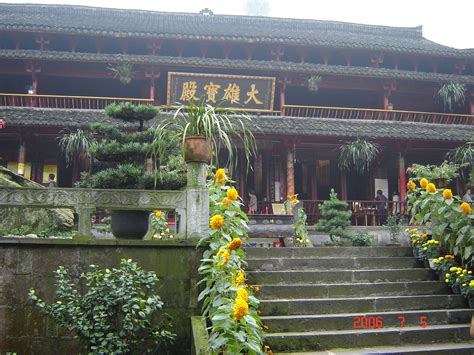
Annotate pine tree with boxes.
[315,189,352,242]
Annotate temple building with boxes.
[1,3,473,223]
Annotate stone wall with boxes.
[0,238,202,354]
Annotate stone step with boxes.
[248,269,434,284]
[266,324,471,352]
[260,294,467,316]
[248,257,421,271]
[261,309,473,332]
[245,247,413,259]
[274,341,474,354]
[258,281,450,299]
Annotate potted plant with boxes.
[159,98,257,172]
[435,81,466,113]
[385,215,403,246]
[445,266,472,295]
[338,138,380,174]
[419,239,440,268]
[70,104,187,239]
[461,279,474,308]
[107,63,136,85]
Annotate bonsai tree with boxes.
[338,138,380,174]
[315,189,352,242]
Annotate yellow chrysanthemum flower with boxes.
[419,178,429,189]
[444,255,454,260]
[407,180,416,191]
[460,202,472,215]
[227,237,243,251]
[154,210,162,218]
[216,248,230,267]
[232,270,246,287]
[227,187,239,201]
[426,183,436,193]
[210,214,225,229]
[222,197,232,208]
[215,168,227,185]
[442,189,453,200]
[236,287,249,302]
[233,297,249,321]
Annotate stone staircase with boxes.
[246,246,474,354]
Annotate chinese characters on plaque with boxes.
[167,72,276,111]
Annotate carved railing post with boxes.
[75,206,95,239]
[185,162,209,239]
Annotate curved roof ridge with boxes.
[0,2,424,38]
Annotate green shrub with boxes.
[351,232,373,246]
[142,171,187,190]
[315,189,352,242]
[29,259,175,354]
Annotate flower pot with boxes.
[423,260,430,269]
[428,258,436,269]
[412,247,419,258]
[184,136,212,163]
[451,285,461,294]
[111,210,149,239]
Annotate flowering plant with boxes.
[292,207,312,247]
[419,239,440,260]
[198,168,264,354]
[406,177,473,266]
[150,210,174,240]
[284,193,299,215]
[432,255,457,273]
[444,266,473,289]
[461,279,474,298]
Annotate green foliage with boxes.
[447,138,474,181]
[407,181,473,266]
[307,74,323,92]
[406,161,459,183]
[315,189,352,242]
[350,232,373,247]
[107,63,136,84]
[150,211,174,240]
[292,208,312,247]
[338,138,380,174]
[141,171,187,190]
[58,128,96,167]
[78,164,142,189]
[105,103,158,131]
[92,141,150,162]
[162,98,257,174]
[435,81,466,113]
[198,170,264,354]
[28,259,175,353]
[385,215,404,242]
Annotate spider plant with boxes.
[446,137,474,180]
[58,129,96,167]
[107,63,136,85]
[435,81,466,113]
[157,98,257,173]
[338,138,380,174]
[307,74,323,92]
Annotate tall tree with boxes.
[244,0,270,16]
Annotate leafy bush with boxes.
[29,259,175,354]
[141,171,187,190]
[315,189,352,242]
[92,141,150,162]
[406,161,459,183]
[79,164,142,189]
[105,103,158,131]
[351,232,373,246]
[385,215,403,242]
[292,207,312,247]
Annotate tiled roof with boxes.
[1,49,473,84]
[1,107,473,143]
[0,3,472,59]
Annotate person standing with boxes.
[248,189,258,214]
[462,189,472,203]
[392,191,400,215]
[375,189,388,225]
[47,173,57,187]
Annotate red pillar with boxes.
[279,84,285,111]
[399,153,407,202]
[286,145,295,197]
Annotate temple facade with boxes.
[1,3,473,223]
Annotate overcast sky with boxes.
[6,0,474,49]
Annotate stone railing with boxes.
[0,162,208,239]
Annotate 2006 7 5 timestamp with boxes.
[353,315,428,329]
